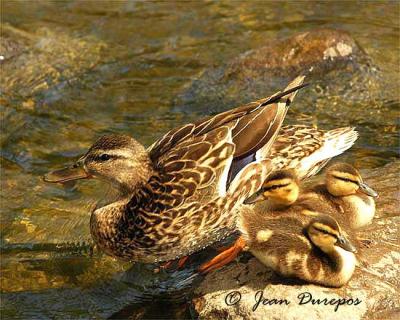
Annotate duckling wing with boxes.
[238,209,306,247]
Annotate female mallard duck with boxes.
[240,212,357,287]
[44,76,307,263]
[44,75,357,265]
[303,163,378,229]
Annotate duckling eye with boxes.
[265,182,290,191]
[99,154,111,161]
[333,175,358,184]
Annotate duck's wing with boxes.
[128,77,307,261]
[146,76,307,201]
[140,126,236,211]
[127,124,272,261]
[264,125,358,179]
[148,76,307,162]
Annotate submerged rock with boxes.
[0,23,106,106]
[176,28,378,115]
[193,161,400,320]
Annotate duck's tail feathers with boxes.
[300,127,359,179]
[257,75,308,108]
[226,76,307,186]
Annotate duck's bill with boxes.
[359,182,378,198]
[43,166,90,183]
[337,235,357,253]
[244,190,264,205]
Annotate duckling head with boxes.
[325,163,378,198]
[244,169,299,206]
[44,134,153,194]
[306,215,357,253]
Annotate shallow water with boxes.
[1,1,399,319]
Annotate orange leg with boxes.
[159,255,189,270]
[177,256,189,269]
[199,237,247,274]
[160,260,174,270]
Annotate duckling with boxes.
[304,163,378,229]
[244,169,300,210]
[245,163,378,230]
[240,213,357,287]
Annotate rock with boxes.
[0,23,107,106]
[0,25,30,61]
[176,28,378,115]
[193,161,400,320]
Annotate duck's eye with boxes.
[99,154,111,161]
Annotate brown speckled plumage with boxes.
[266,126,358,179]
[52,76,307,263]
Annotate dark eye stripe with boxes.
[333,175,358,185]
[315,227,332,235]
[264,183,290,191]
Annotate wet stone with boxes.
[176,28,377,115]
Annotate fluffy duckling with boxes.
[305,163,378,229]
[244,169,300,209]
[240,212,357,287]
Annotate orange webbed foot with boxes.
[199,237,247,274]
